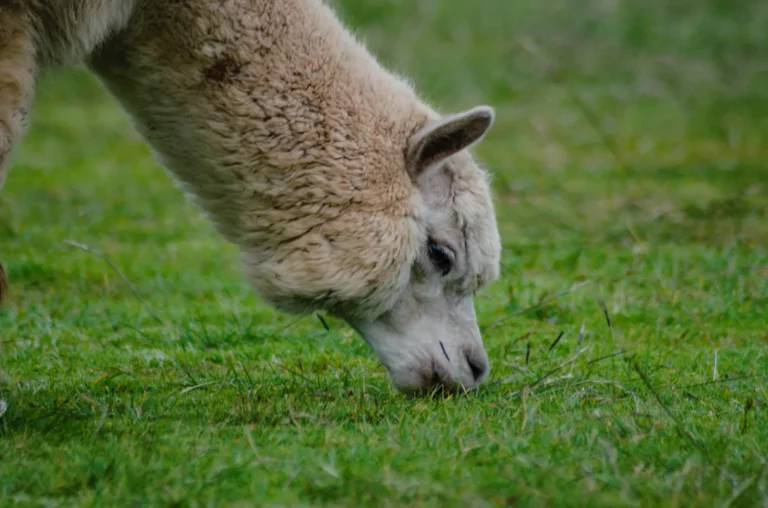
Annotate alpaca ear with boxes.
[407,105,494,176]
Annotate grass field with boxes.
[1,0,767,505]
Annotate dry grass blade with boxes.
[518,281,592,317]
[316,313,330,331]
[521,345,590,392]
[497,345,590,394]
[486,281,592,331]
[741,398,754,435]
[511,330,535,345]
[180,380,222,395]
[549,331,565,351]
[657,373,760,391]
[597,300,611,330]
[633,363,708,456]
[439,341,451,362]
[64,239,164,325]
[586,350,628,366]
[539,374,574,388]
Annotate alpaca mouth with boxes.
[344,296,490,395]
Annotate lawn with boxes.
[1,0,767,505]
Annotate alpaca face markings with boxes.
[345,106,500,393]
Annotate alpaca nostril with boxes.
[465,353,488,383]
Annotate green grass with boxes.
[1,0,767,505]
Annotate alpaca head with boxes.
[343,105,500,393]
[243,105,500,394]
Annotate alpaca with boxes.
[0,0,501,394]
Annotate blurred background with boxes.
[333,0,768,245]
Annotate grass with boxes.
[1,0,767,505]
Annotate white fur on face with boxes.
[348,278,490,394]
[345,107,500,393]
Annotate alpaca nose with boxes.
[464,350,489,384]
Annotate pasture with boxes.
[1,0,767,505]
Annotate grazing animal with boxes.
[0,0,501,394]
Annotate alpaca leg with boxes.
[0,5,37,190]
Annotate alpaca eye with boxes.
[427,240,455,276]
